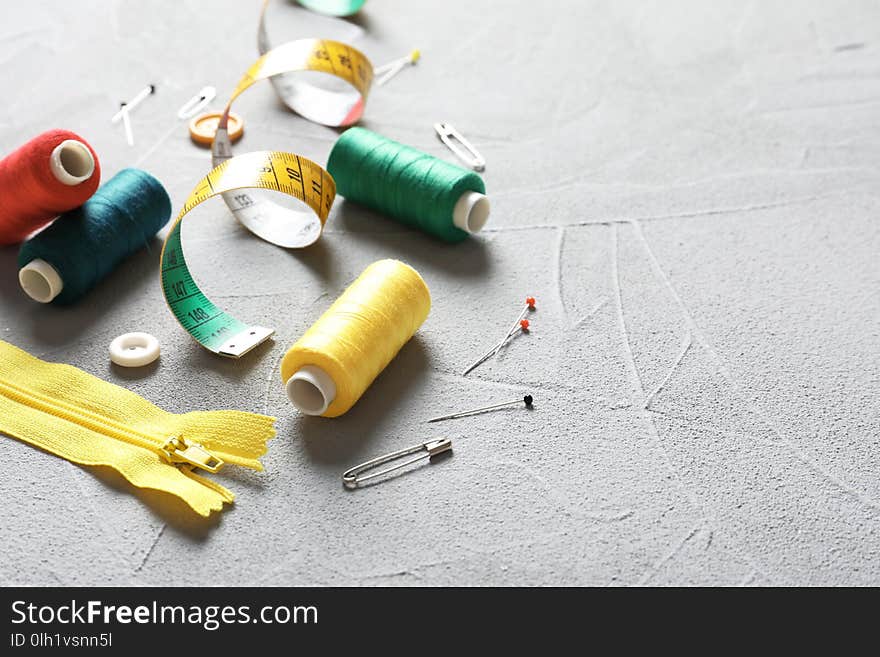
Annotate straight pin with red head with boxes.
[461,296,535,376]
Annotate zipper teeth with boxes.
[0,376,166,454]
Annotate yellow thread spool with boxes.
[281,259,431,417]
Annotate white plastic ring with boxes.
[49,140,95,186]
[286,365,337,416]
[453,190,490,234]
[109,332,160,368]
[18,258,64,303]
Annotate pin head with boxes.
[410,49,421,63]
[519,319,530,331]
[524,394,533,406]
[526,296,536,308]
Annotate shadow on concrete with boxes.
[110,358,161,381]
[180,333,277,382]
[85,466,221,540]
[286,234,336,282]
[0,237,163,349]
[341,6,376,32]
[333,200,492,279]
[213,463,269,490]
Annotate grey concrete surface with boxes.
[0,0,878,586]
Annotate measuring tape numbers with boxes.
[164,1,372,356]
[257,0,373,127]
[211,36,372,249]
[161,150,335,357]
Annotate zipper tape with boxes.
[0,340,276,517]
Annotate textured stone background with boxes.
[1,0,878,586]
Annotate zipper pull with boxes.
[160,435,224,473]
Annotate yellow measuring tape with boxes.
[210,36,371,248]
[256,0,373,128]
[160,151,333,356]
[162,0,373,357]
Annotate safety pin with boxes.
[374,49,420,86]
[434,122,486,171]
[342,438,452,489]
[177,86,217,119]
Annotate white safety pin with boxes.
[177,86,217,119]
[374,49,420,86]
[342,438,452,489]
[434,122,486,171]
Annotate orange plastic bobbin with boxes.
[189,111,244,146]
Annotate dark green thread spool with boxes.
[327,127,490,243]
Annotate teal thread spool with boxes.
[327,127,490,243]
[18,168,171,304]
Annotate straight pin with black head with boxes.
[428,394,533,423]
[111,84,156,123]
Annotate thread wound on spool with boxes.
[281,259,431,417]
[0,129,101,245]
[18,168,172,304]
[327,127,488,243]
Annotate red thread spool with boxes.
[0,129,100,245]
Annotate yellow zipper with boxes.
[0,340,275,516]
[0,376,223,473]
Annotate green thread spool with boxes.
[297,0,366,16]
[327,127,490,243]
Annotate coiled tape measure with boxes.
[256,0,371,128]
[160,150,334,356]
[161,1,373,357]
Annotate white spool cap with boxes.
[49,139,95,186]
[109,332,161,368]
[452,190,490,234]
[287,365,337,416]
[18,258,64,303]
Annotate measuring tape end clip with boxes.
[217,326,275,358]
